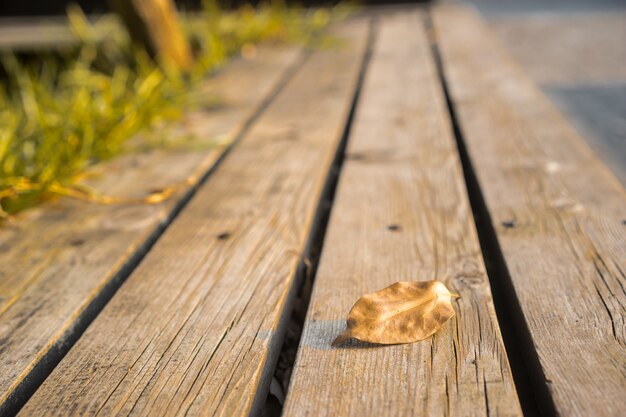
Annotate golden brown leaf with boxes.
[332,281,459,346]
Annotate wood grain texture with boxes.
[0,46,301,415]
[18,20,370,417]
[433,5,626,417]
[283,12,522,417]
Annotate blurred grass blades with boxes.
[0,0,342,218]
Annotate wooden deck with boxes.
[1,4,624,417]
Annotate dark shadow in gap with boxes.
[0,44,308,417]
[259,17,378,417]
[425,10,558,417]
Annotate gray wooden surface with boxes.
[283,11,521,417]
[434,5,626,416]
[468,0,626,185]
[1,4,625,416]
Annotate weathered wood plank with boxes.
[433,5,626,416]
[18,20,370,417]
[0,17,117,51]
[0,46,301,415]
[488,12,626,85]
[283,11,522,417]
[0,18,79,51]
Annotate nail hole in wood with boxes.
[387,224,401,231]
[217,232,231,240]
[345,152,365,161]
[501,220,517,229]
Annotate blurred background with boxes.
[8,0,617,180]
[0,0,624,209]
[468,0,626,186]
[0,0,395,15]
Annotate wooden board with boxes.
[543,84,626,187]
[487,11,626,187]
[0,17,117,51]
[0,18,79,51]
[283,11,522,417]
[18,20,370,417]
[0,45,301,416]
[433,5,626,416]
[488,12,626,85]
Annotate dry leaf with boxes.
[332,281,459,346]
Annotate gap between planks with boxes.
[433,4,626,417]
[259,17,377,416]
[283,10,522,417]
[425,10,545,417]
[17,19,371,417]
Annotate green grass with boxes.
[0,1,344,218]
